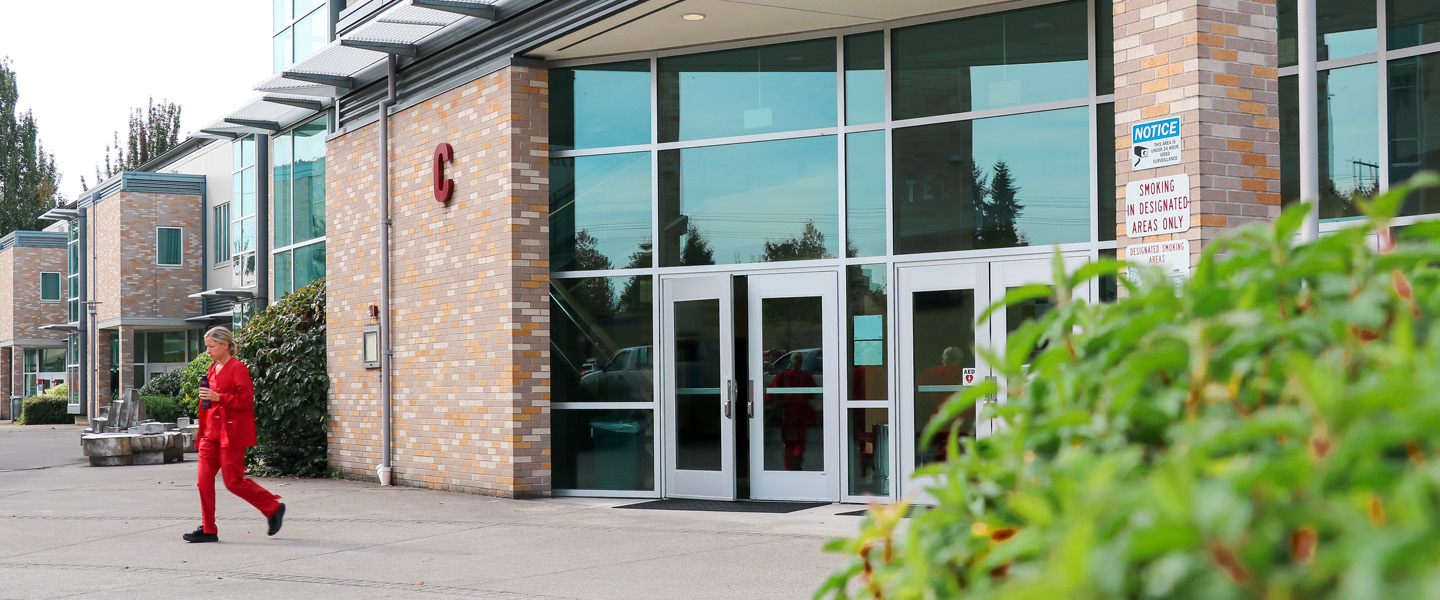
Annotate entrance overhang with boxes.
[527,0,1013,62]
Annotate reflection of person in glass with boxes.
[766,352,818,471]
[914,347,970,461]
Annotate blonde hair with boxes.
[205,326,237,354]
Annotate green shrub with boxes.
[43,383,68,399]
[236,278,329,477]
[138,369,183,399]
[139,395,182,424]
[18,396,71,425]
[820,176,1440,599]
[177,354,213,418]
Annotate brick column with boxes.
[1113,0,1280,265]
[117,326,135,397]
[0,347,11,419]
[94,329,114,405]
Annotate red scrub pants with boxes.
[197,438,281,534]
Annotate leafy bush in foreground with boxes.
[820,175,1440,599]
[18,396,71,425]
[236,278,329,477]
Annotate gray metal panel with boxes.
[203,296,235,316]
[335,0,644,132]
[120,172,206,197]
[9,231,68,249]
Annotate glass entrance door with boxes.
[987,256,1091,433]
[662,275,737,500]
[897,262,990,497]
[747,272,839,501]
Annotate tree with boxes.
[760,221,831,262]
[679,224,715,266]
[0,58,61,236]
[979,159,1026,248]
[89,97,182,187]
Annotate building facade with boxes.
[27,0,1440,503]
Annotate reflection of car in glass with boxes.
[580,346,654,402]
[765,348,822,380]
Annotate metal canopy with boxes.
[257,0,498,100]
[199,94,335,140]
[40,323,79,332]
[187,288,256,300]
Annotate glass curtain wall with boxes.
[273,115,328,297]
[1280,0,1440,221]
[233,137,258,288]
[548,0,1114,497]
[274,0,329,73]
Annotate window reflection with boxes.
[1389,54,1440,216]
[894,108,1090,254]
[847,131,886,257]
[1390,0,1440,49]
[892,0,1088,119]
[848,408,888,496]
[1280,0,1378,67]
[1281,65,1380,220]
[761,296,824,472]
[553,409,655,491]
[847,264,887,402]
[845,32,885,125]
[551,153,653,272]
[659,136,838,267]
[552,61,651,151]
[659,38,836,142]
[911,290,975,467]
[551,276,654,404]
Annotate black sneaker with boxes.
[267,503,286,536]
[183,527,218,543]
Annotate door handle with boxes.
[747,380,755,419]
[724,379,735,419]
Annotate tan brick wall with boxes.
[326,65,551,498]
[1112,0,1280,260]
[0,246,68,344]
[91,192,204,323]
[0,347,10,419]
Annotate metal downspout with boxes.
[378,54,397,486]
[77,208,88,421]
[1298,0,1320,243]
[257,135,271,310]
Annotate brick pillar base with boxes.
[1113,0,1280,267]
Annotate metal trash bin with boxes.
[590,418,641,489]
[10,396,22,421]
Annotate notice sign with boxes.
[1132,117,1182,170]
[1125,173,1191,237]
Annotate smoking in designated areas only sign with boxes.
[1125,173,1190,237]
[1132,116,1181,170]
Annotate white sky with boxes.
[0,0,272,201]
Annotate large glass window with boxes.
[892,0,1088,119]
[214,204,232,263]
[845,32,885,126]
[67,221,78,323]
[551,61,651,151]
[846,131,886,257]
[659,136,838,266]
[659,38,837,142]
[1390,0,1440,49]
[551,275,655,492]
[551,152,652,272]
[232,137,258,288]
[273,0,328,73]
[894,107,1091,254]
[23,348,67,397]
[1280,0,1378,67]
[1389,53,1440,216]
[1281,65,1380,220]
[274,115,328,296]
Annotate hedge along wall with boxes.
[236,279,329,477]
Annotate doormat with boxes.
[616,499,830,513]
[835,506,928,518]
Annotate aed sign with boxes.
[1125,173,1190,237]
[1131,116,1182,170]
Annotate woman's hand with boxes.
[199,387,217,402]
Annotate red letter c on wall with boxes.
[433,143,454,203]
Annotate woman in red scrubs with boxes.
[184,326,285,543]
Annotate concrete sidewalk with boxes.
[0,424,860,600]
